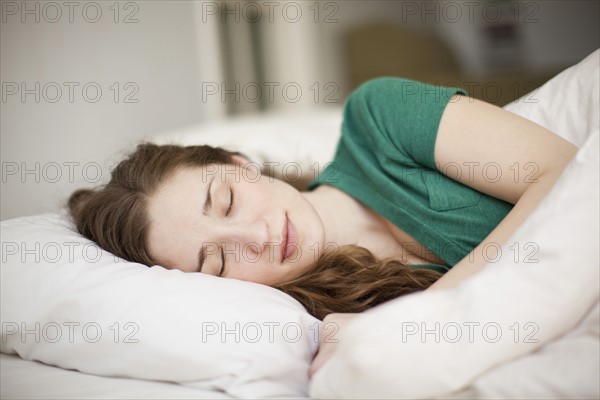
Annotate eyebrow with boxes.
[197,176,215,272]
[202,176,215,217]
[197,246,207,273]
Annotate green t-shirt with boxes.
[308,77,514,275]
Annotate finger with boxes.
[310,348,320,362]
[308,356,322,378]
[308,344,332,378]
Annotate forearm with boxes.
[426,167,575,291]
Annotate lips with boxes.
[280,214,297,263]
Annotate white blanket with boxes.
[310,50,600,399]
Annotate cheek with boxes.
[148,227,195,271]
[234,256,283,280]
[235,265,272,284]
[242,181,281,207]
[146,229,164,262]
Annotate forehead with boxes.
[160,166,212,188]
[149,167,209,215]
[145,167,207,268]
[147,163,243,231]
[159,164,244,188]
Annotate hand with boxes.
[308,313,360,378]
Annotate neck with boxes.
[301,185,359,249]
[302,185,343,245]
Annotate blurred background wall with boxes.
[1,0,599,219]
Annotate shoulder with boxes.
[346,77,465,107]
[345,77,421,108]
[341,77,421,139]
[341,78,467,166]
[343,77,467,131]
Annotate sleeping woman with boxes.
[67,77,578,376]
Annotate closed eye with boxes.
[219,249,225,277]
[216,188,234,277]
[226,187,235,216]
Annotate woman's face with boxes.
[146,161,325,286]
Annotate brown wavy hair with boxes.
[68,143,442,320]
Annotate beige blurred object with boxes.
[345,23,559,106]
[346,24,464,85]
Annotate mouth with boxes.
[280,213,297,263]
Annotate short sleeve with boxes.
[307,77,510,267]
[342,77,467,170]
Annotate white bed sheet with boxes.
[308,49,600,399]
[4,51,597,400]
[0,353,234,400]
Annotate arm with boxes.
[426,95,578,291]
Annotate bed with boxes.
[1,50,598,399]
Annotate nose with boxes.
[216,218,272,255]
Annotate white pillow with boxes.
[309,50,600,398]
[309,130,599,399]
[504,49,599,147]
[148,106,343,189]
[0,211,320,398]
[1,106,347,398]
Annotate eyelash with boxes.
[226,187,235,216]
[218,251,225,277]
[219,187,235,277]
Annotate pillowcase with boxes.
[148,106,343,189]
[310,130,599,399]
[504,49,599,147]
[0,211,320,398]
[1,106,346,398]
[309,49,600,398]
